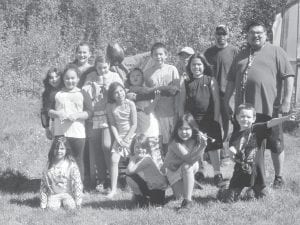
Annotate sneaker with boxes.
[273,176,285,189]
[180,199,193,209]
[214,174,225,187]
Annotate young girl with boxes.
[126,134,167,207]
[41,68,62,140]
[48,64,93,182]
[72,42,95,88]
[185,53,224,187]
[82,56,123,190]
[106,82,137,198]
[40,136,83,210]
[162,113,207,209]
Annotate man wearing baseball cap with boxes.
[204,25,238,142]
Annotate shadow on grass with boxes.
[83,199,135,210]
[194,195,218,205]
[10,196,40,208]
[0,169,40,194]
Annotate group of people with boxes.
[39,20,295,210]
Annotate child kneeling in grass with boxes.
[162,113,207,209]
[219,103,296,202]
[126,134,167,207]
[40,136,83,210]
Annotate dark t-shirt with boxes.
[185,75,214,120]
[204,45,238,93]
[227,43,294,117]
[229,122,269,164]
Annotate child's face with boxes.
[152,48,167,66]
[190,58,204,78]
[129,70,143,87]
[134,143,147,158]
[76,45,91,65]
[49,72,61,88]
[64,69,79,90]
[54,143,66,160]
[236,109,256,129]
[96,62,110,76]
[178,121,193,141]
[113,85,126,103]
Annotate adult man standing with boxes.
[205,25,238,141]
[224,21,294,188]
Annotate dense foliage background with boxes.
[0,0,287,98]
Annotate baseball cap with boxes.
[215,25,229,35]
[178,47,195,55]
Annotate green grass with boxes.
[1,98,300,225]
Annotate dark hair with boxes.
[61,63,80,88]
[126,68,144,86]
[107,81,125,103]
[172,113,201,144]
[236,103,256,116]
[42,68,62,108]
[130,134,150,155]
[150,42,168,55]
[186,53,213,80]
[48,136,74,169]
[245,20,266,32]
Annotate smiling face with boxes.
[54,142,66,161]
[152,47,167,66]
[76,45,91,65]
[190,58,204,78]
[134,143,147,159]
[96,62,110,76]
[215,33,228,47]
[48,72,61,88]
[63,69,79,90]
[247,25,267,50]
[178,121,193,141]
[236,109,256,130]
[113,85,126,104]
[129,70,143,87]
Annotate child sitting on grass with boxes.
[219,103,296,202]
[126,134,167,207]
[40,136,83,210]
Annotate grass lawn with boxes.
[0,98,300,225]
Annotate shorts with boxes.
[157,116,176,144]
[232,113,284,154]
[166,162,199,186]
[196,118,223,151]
[256,113,284,154]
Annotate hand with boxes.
[196,131,208,148]
[57,111,68,122]
[67,113,78,122]
[120,138,130,148]
[126,92,137,101]
[45,128,53,140]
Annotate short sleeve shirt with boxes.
[204,45,238,93]
[144,64,180,117]
[228,43,294,116]
[229,122,269,163]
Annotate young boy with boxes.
[143,42,182,156]
[221,103,295,202]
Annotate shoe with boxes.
[180,199,193,209]
[214,174,225,187]
[244,188,256,201]
[273,176,285,189]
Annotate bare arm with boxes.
[224,80,235,115]
[281,76,294,113]
[267,113,295,128]
[123,101,137,143]
[211,77,220,122]
[126,156,152,174]
[107,104,122,144]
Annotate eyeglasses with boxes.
[248,31,265,36]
